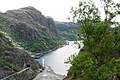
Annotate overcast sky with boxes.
[0,0,119,22]
[0,0,79,22]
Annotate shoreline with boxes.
[33,42,77,79]
[33,45,67,80]
[33,44,66,59]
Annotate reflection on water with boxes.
[37,41,83,76]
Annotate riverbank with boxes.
[36,41,82,76]
[33,65,66,80]
[33,45,66,59]
[33,41,82,79]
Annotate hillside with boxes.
[0,31,42,80]
[55,21,80,41]
[0,6,59,53]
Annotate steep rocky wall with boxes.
[0,7,59,53]
[0,31,41,79]
[4,6,58,38]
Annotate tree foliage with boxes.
[66,0,120,80]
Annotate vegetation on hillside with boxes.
[0,30,41,79]
[66,0,120,80]
[56,22,80,41]
[18,34,59,53]
[0,31,22,77]
[0,58,21,72]
[0,12,61,53]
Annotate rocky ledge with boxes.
[33,65,66,80]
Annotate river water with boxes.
[37,41,83,76]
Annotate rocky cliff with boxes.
[0,6,58,53]
[0,31,42,80]
[4,7,58,37]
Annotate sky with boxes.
[0,0,119,22]
[0,0,79,22]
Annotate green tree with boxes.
[66,0,120,80]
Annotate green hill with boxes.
[55,21,80,41]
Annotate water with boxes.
[37,41,83,76]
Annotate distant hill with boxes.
[55,21,80,41]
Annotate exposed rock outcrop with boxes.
[4,6,58,37]
[0,31,41,80]
[0,6,59,53]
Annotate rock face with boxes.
[0,6,59,52]
[4,6,58,37]
[0,31,41,80]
